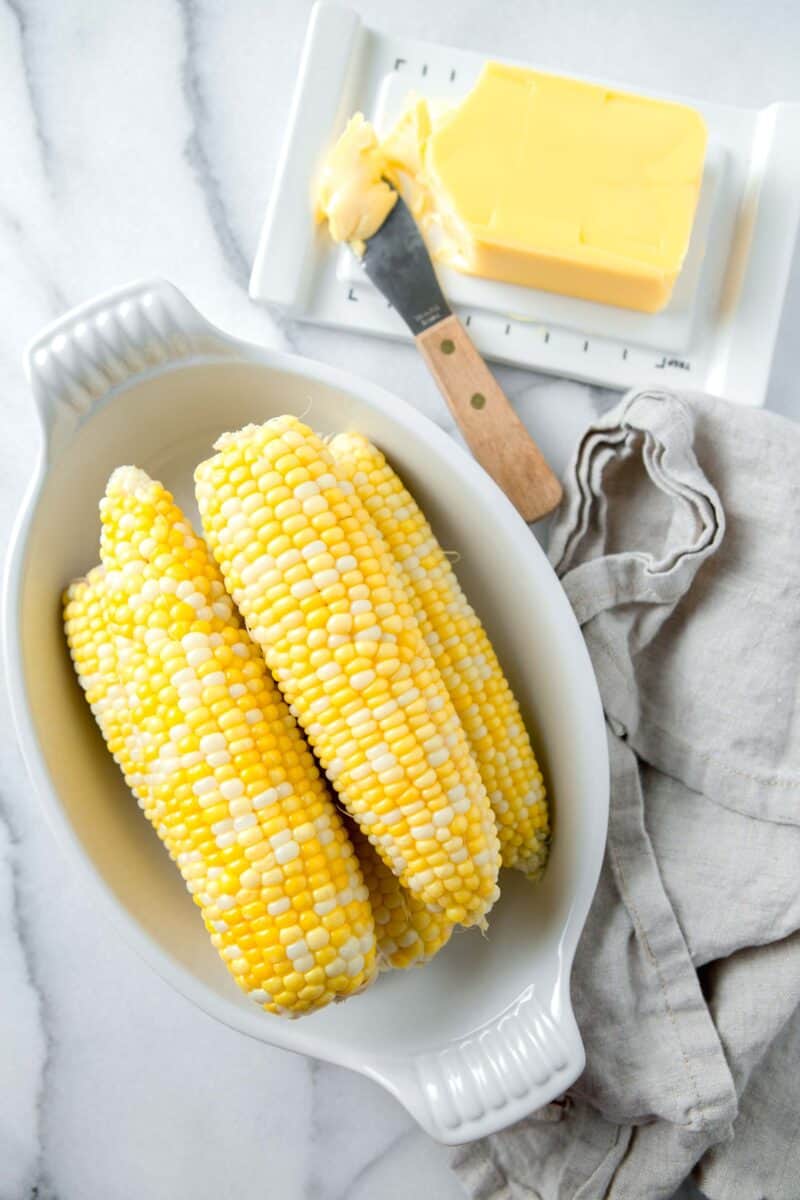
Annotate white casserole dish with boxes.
[4,279,608,1144]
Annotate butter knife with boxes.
[361,194,562,522]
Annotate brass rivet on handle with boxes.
[470,392,486,409]
[440,338,455,355]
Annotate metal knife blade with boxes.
[360,194,451,335]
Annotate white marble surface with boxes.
[2,2,799,1198]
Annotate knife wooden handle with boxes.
[416,314,562,522]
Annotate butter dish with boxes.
[251,2,800,406]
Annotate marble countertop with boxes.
[2,2,799,1197]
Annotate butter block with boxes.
[410,64,707,312]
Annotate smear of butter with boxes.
[315,114,397,256]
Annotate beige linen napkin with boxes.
[453,389,800,1200]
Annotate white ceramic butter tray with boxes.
[5,279,609,1144]
[251,1,800,406]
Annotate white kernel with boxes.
[276,841,300,865]
[351,599,371,615]
[337,555,357,572]
[306,927,330,951]
[339,935,360,960]
[207,751,231,768]
[294,480,320,500]
[220,779,245,801]
[277,782,293,800]
[201,733,227,754]
[373,754,396,773]
[318,662,342,681]
[268,897,291,917]
[193,777,216,797]
[325,757,344,781]
[313,569,339,589]
[428,748,449,767]
[270,829,292,849]
[291,579,315,599]
[253,788,278,810]
[286,939,309,961]
[351,669,376,691]
[433,805,454,827]
[302,540,327,559]
[234,814,257,832]
[182,633,207,652]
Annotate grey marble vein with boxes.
[0,796,52,1200]
[329,1128,414,1200]
[2,0,54,180]
[176,0,250,287]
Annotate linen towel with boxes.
[453,389,800,1200]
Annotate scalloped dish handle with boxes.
[25,279,231,461]
[375,985,585,1144]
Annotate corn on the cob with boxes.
[329,433,549,879]
[195,416,500,927]
[64,467,377,1016]
[347,821,453,969]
